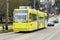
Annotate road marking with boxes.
[2,31,40,40]
[44,29,60,40]
[1,33,24,40]
[14,32,38,40]
[43,18,60,40]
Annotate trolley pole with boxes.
[5,0,9,30]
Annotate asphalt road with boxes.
[0,16,60,40]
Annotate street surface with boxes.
[0,16,60,40]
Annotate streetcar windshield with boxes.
[14,10,28,22]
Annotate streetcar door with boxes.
[44,14,48,27]
[29,13,37,30]
[38,16,45,28]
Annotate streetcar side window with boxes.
[38,17,44,23]
[45,16,48,19]
[29,14,37,21]
[45,16,48,21]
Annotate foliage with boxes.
[0,0,29,17]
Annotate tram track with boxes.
[2,28,56,40]
[0,24,60,40]
[0,32,25,40]
[0,16,60,40]
[0,30,44,40]
[0,31,38,40]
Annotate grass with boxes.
[0,29,13,33]
[0,23,12,26]
[0,23,13,33]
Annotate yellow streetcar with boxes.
[13,8,48,32]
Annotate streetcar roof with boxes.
[14,9,28,12]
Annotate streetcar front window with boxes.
[14,10,28,22]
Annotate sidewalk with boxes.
[0,25,12,30]
[0,25,13,33]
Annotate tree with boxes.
[0,0,29,22]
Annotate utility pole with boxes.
[5,0,9,30]
[47,1,51,13]
[34,0,35,9]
